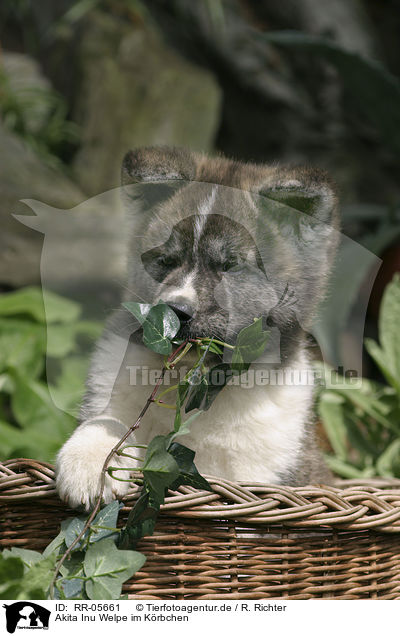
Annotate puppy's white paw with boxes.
[55,418,138,511]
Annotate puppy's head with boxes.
[121,146,339,355]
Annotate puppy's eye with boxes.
[221,258,245,273]
[222,260,237,272]
[157,254,180,269]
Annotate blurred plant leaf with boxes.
[376,439,400,477]
[317,392,347,460]
[0,287,80,323]
[261,31,400,154]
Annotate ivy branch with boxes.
[49,301,270,599]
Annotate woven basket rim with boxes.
[2,458,400,533]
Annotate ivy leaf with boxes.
[84,538,145,600]
[58,552,85,599]
[168,443,212,492]
[89,500,121,543]
[202,363,232,411]
[123,301,180,354]
[142,436,180,503]
[185,375,208,412]
[62,517,87,549]
[231,318,270,372]
[43,527,68,558]
[118,491,158,549]
[60,577,84,600]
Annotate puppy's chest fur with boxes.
[88,337,313,484]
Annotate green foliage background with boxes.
[0,287,102,462]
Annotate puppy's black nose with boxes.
[167,303,193,324]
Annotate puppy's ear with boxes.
[259,168,339,228]
[121,146,198,214]
[121,146,197,185]
[258,166,339,226]
[255,166,340,324]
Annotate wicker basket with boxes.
[1,458,400,599]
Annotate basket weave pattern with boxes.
[1,459,400,599]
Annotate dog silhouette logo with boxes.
[3,602,50,633]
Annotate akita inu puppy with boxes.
[56,146,339,510]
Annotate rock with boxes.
[0,121,124,305]
[0,121,83,287]
[72,11,222,196]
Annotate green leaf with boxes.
[317,392,348,460]
[46,320,103,357]
[43,527,67,558]
[333,385,399,434]
[60,575,84,600]
[173,379,190,431]
[378,274,400,390]
[168,443,212,492]
[376,439,400,478]
[364,338,400,396]
[57,551,86,599]
[118,491,158,549]
[49,356,89,415]
[142,436,180,503]
[22,554,57,598]
[199,340,223,355]
[123,301,180,355]
[89,501,121,543]
[184,339,215,412]
[231,318,270,372]
[84,538,146,600]
[0,420,31,457]
[10,372,75,442]
[62,517,86,549]
[0,287,80,323]
[185,375,208,412]
[0,319,45,377]
[4,548,42,568]
[0,553,24,599]
[202,363,232,410]
[1,550,56,599]
[168,411,203,442]
[324,455,365,479]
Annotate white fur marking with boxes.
[161,271,198,307]
[193,187,217,251]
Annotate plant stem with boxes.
[50,338,190,599]
[192,337,234,350]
